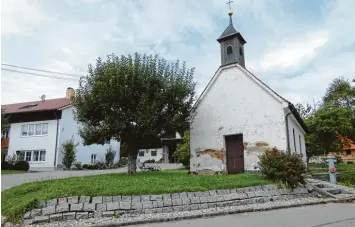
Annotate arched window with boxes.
[226,46,233,54]
[293,128,297,152]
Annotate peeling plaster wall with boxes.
[190,66,287,172]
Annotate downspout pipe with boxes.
[285,111,292,154]
[54,111,60,170]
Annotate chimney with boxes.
[66,87,75,102]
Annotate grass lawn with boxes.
[1,169,271,222]
[1,170,25,175]
[308,163,355,188]
[308,163,355,174]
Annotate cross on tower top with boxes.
[226,0,234,10]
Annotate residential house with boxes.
[190,10,308,174]
[339,137,355,163]
[1,88,120,171]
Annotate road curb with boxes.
[92,199,341,227]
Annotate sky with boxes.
[1,0,355,105]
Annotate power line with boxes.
[1,63,85,77]
[1,68,80,81]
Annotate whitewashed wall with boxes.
[287,114,307,162]
[8,120,58,171]
[57,106,120,167]
[190,65,288,172]
[137,148,163,163]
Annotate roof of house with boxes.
[1,98,71,114]
[341,136,355,150]
[192,62,308,133]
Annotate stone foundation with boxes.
[22,185,310,225]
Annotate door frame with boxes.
[224,133,244,174]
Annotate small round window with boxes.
[226,46,233,54]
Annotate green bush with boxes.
[82,164,89,169]
[61,137,78,169]
[74,162,83,170]
[341,169,355,187]
[14,161,30,172]
[105,146,116,167]
[258,147,307,189]
[1,161,14,170]
[174,131,190,169]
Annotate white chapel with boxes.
[189,9,308,174]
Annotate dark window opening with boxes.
[151,150,157,156]
[139,151,144,157]
[226,46,233,54]
[346,150,351,155]
[293,128,297,152]
[239,47,243,56]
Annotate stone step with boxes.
[323,188,343,195]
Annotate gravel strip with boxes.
[27,197,336,227]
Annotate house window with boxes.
[16,150,45,162]
[25,151,32,161]
[226,46,233,54]
[33,150,39,161]
[21,125,28,136]
[39,150,46,161]
[151,150,157,156]
[1,130,9,138]
[139,151,144,157]
[21,123,49,137]
[299,135,302,153]
[91,154,97,164]
[293,128,297,152]
[239,47,243,56]
[346,150,351,155]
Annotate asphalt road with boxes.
[135,203,355,227]
[1,163,182,191]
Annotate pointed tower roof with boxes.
[217,10,246,44]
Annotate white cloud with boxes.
[1,0,50,36]
[259,31,328,71]
[1,0,355,107]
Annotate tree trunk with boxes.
[127,153,137,175]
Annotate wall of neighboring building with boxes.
[287,114,307,162]
[340,149,355,163]
[137,148,163,163]
[190,65,287,172]
[8,120,58,171]
[57,106,120,167]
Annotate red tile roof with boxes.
[341,136,355,150]
[1,98,71,114]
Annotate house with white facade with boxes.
[2,88,120,171]
[190,10,308,174]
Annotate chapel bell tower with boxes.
[217,9,247,67]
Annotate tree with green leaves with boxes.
[61,137,79,169]
[174,131,190,169]
[74,53,196,175]
[322,77,355,141]
[305,104,353,158]
[323,77,355,109]
[1,108,9,131]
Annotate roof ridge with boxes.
[1,97,67,107]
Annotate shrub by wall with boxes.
[13,161,30,172]
[1,161,14,170]
[258,147,307,189]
